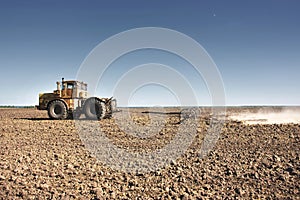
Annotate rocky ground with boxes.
[0,108,299,199]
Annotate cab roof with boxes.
[62,80,87,85]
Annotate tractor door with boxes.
[61,83,74,98]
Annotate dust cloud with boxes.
[228,108,300,125]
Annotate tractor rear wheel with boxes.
[84,98,106,120]
[48,100,68,120]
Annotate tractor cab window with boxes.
[67,83,74,89]
[81,84,87,91]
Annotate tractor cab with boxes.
[55,78,88,99]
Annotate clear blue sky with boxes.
[0,0,299,106]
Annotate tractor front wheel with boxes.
[48,100,68,120]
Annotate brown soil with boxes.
[0,108,299,199]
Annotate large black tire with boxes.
[48,100,68,120]
[84,98,106,120]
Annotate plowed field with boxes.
[0,108,299,199]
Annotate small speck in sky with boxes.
[213,13,216,17]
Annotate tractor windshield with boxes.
[67,83,73,89]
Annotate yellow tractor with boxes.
[37,78,116,120]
